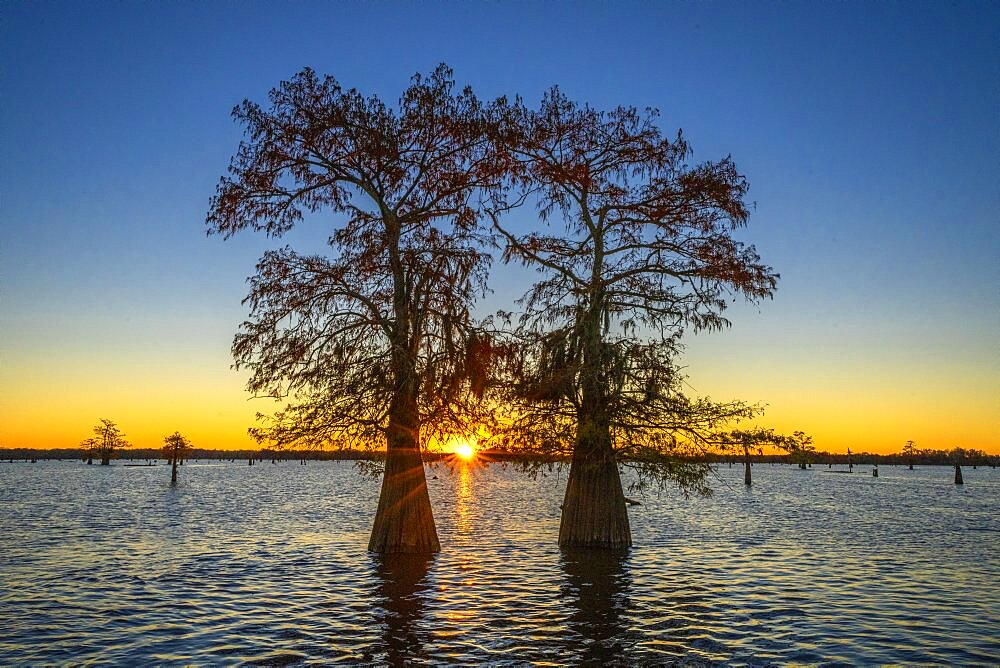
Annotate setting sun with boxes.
[447,435,476,460]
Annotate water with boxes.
[1,460,998,665]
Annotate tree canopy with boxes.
[208,64,504,451]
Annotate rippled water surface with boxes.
[2,460,998,665]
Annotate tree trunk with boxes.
[560,416,631,549]
[954,464,963,485]
[369,229,439,553]
[559,296,631,549]
[171,457,178,485]
[369,437,439,553]
[100,455,110,466]
[744,447,752,486]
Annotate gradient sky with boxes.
[2,2,997,454]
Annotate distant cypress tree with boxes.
[81,419,129,466]
[163,432,193,486]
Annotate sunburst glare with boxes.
[447,436,476,460]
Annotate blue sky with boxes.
[2,2,997,451]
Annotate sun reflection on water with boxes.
[455,464,474,537]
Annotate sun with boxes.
[446,435,476,460]
[455,441,475,460]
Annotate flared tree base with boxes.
[369,447,440,554]
[559,458,632,549]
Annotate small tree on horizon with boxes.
[951,446,965,484]
[81,419,129,465]
[491,88,779,549]
[902,440,917,470]
[163,432,193,485]
[207,64,508,553]
[784,430,815,469]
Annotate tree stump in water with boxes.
[954,465,963,485]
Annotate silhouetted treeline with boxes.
[706,448,997,468]
[0,447,377,461]
[2,446,994,467]
[0,447,560,464]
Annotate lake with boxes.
[1,460,998,664]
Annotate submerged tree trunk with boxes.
[743,446,752,486]
[954,464,963,485]
[369,442,439,553]
[369,367,440,553]
[171,457,178,485]
[100,455,110,466]
[559,295,631,549]
[560,415,631,549]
